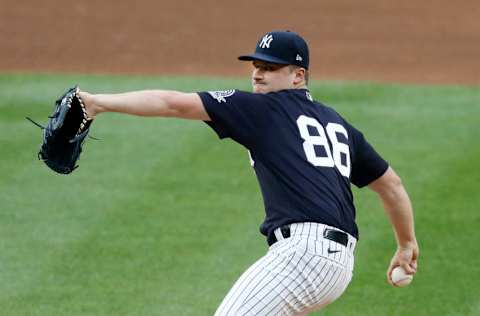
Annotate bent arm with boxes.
[369,166,416,247]
[78,90,211,121]
[368,166,419,284]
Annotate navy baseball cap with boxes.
[238,31,309,69]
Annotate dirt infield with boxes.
[1,0,479,84]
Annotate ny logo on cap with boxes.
[259,34,273,49]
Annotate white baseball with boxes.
[391,266,413,287]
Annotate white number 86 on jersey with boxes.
[297,115,351,177]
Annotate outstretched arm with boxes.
[78,90,211,121]
[368,166,419,286]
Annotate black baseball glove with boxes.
[28,85,94,174]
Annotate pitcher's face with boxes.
[251,60,297,93]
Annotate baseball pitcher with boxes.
[74,31,419,315]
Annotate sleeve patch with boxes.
[207,89,236,103]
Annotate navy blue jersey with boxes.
[198,89,388,241]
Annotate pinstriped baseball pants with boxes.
[214,222,357,316]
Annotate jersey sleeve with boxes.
[197,90,271,148]
[348,124,389,188]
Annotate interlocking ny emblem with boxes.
[259,34,273,49]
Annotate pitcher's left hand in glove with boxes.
[29,85,94,174]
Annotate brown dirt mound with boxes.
[1,0,479,85]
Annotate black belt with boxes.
[269,225,348,247]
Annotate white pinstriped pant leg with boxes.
[214,223,356,316]
[214,242,296,316]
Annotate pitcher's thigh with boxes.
[215,243,352,316]
[214,249,299,316]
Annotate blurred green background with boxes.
[1,74,479,315]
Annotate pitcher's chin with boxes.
[252,84,269,94]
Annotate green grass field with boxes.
[1,74,479,316]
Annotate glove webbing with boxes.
[26,116,100,141]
